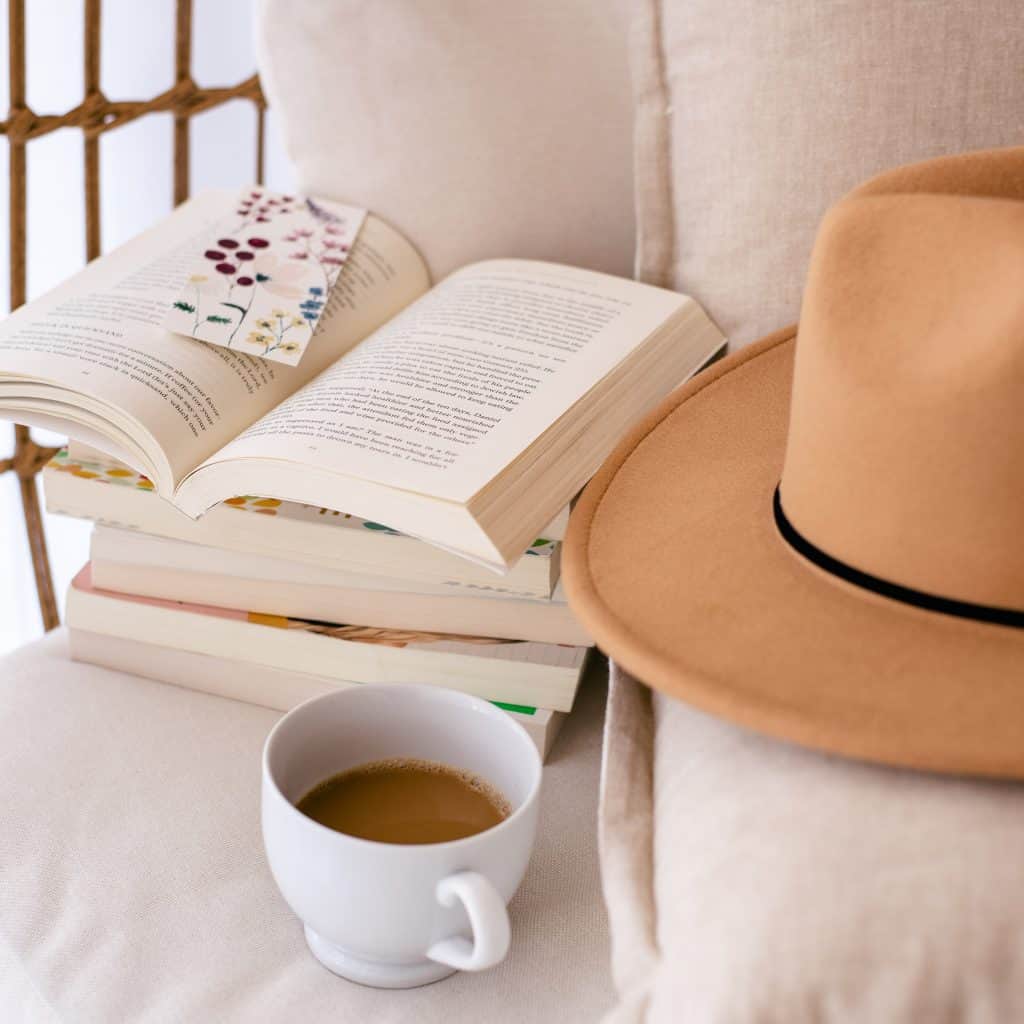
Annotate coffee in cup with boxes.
[295,757,511,844]
[262,683,542,988]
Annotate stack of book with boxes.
[0,189,725,763]
[46,444,591,760]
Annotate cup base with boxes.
[304,925,458,989]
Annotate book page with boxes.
[198,260,687,502]
[0,192,428,491]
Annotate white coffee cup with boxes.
[261,683,542,988]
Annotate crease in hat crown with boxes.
[778,147,1024,611]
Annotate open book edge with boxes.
[0,191,726,571]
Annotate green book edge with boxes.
[491,700,536,716]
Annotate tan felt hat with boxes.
[563,146,1024,779]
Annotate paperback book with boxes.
[45,450,562,598]
[89,525,589,645]
[0,190,725,571]
[67,566,588,712]
[68,631,567,761]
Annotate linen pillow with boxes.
[633,0,1024,345]
[601,666,1024,1023]
[256,0,634,282]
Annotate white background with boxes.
[0,0,297,654]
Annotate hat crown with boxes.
[780,148,1024,609]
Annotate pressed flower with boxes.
[187,274,221,298]
[290,316,305,327]
[271,308,286,317]
[251,253,305,299]
[281,342,300,352]
[255,318,273,329]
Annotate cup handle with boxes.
[426,871,511,972]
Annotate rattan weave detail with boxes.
[1,0,266,630]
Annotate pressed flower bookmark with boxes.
[163,187,366,366]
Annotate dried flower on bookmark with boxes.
[163,188,366,366]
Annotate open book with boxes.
[0,191,725,569]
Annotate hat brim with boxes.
[563,327,1024,778]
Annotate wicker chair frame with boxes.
[0,0,265,629]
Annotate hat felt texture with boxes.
[563,146,1024,779]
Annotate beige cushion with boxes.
[0,632,612,1021]
[601,665,1024,1022]
[633,0,1024,345]
[256,0,634,282]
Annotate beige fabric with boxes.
[0,632,612,1022]
[0,934,59,1023]
[256,0,635,283]
[633,0,1024,345]
[601,664,1024,1023]
[598,670,656,1023]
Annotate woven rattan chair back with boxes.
[0,0,265,629]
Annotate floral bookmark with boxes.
[164,187,366,365]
